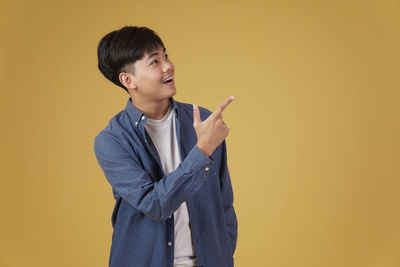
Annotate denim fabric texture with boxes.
[94,97,238,267]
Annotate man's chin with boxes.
[169,86,177,97]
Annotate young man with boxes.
[94,26,238,267]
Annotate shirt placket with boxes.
[175,114,206,267]
[138,119,176,267]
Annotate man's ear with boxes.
[119,72,137,90]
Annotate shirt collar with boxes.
[125,96,179,128]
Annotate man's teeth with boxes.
[163,77,173,83]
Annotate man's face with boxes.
[130,45,176,102]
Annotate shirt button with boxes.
[168,242,172,246]
[135,122,138,125]
[205,167,209,171]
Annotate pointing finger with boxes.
[213,96,235,117]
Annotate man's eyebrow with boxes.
[146,47,166,62]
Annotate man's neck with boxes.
[130,97,171,120]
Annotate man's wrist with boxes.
[196,143,212,158]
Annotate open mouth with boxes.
[162,76,174,84]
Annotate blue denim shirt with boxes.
[94,97,238,267]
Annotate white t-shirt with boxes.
[144,103,197,267]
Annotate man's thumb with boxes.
[193,104,201,124]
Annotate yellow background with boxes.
[1,0,399,266]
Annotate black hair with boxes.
[97,26,165,92]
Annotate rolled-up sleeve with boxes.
[94,134,214,222]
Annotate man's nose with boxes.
[162,60,174,73]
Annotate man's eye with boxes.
[151,59,159,64]
[164,54,169,59]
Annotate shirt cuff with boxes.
[184,145,214,177]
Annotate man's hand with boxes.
[193,96,235,157]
